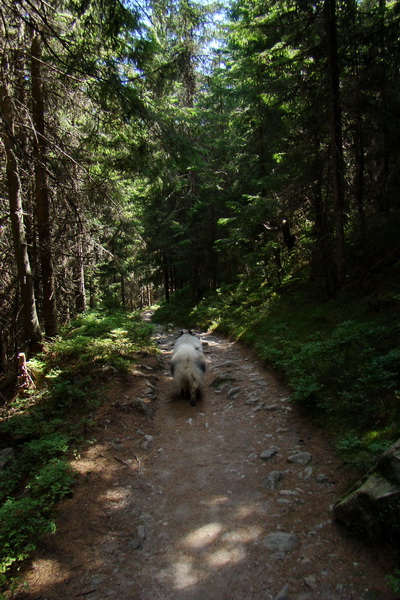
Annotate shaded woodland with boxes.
[1,0,400,388]
[1,1,400,589]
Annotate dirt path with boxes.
[18,323,396,600]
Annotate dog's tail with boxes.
[189,370,200,406]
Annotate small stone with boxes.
[304,575,317,590]
[218,360,235,368]
[275,583,289,600]
[262,532,299,553]
[264,471,286,490]
[316,473,330,484]
[262,404,281,412]
[257,380,269,387]
[128,537,142,550]
[299,466,313,481]
[245,394,260,405]
[228,386,241,399]
[133,399,154,417]
[279,489,299,496]
[212,373,237,388]
[260,448,278,461]
[137,524,146,542]
[245,398,259,405]
[287,452,312,465]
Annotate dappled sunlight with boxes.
[30,558,70,588]
[206,495,230,507]
[163,492,266,593]
[172,557,202,590]
[98,485,133,510]
[183,522,223,549]
[233,502,262,520]
[207,545,246,568]
[221,525,263,544]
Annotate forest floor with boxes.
[16,315,398,600]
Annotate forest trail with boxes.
[18,320,396,600]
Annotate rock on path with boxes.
[18,327,395,600]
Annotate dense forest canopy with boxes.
[1,0,400,386]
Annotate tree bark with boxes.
[74,237,86,314]
[0,80,42,350]
[163,253,170,302]
[325,0,346,286]
[31,32,58,336]
[377,0,390,213]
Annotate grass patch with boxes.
[0,309,154,590]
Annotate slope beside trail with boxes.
[17,321,396,600]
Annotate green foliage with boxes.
[51,309,153,376]
[153,288,201,327]
[0,498,55,573]
[256,318,400,432]
[0,310,155,585]
[28,459,75,504]
[387,570,400,594]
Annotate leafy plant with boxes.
[0,498,55,573]
[28,458,75,504]
[387,570,400,594]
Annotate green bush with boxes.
[28,458,75,504]
[0,498,56,573]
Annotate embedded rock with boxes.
[334,438,400,541]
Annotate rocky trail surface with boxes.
[17,320,397,600]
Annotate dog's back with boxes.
[171,334,206,406]
[173,332,203,354]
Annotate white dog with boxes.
[171,331,206,406]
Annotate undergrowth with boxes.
[0,310,154,593]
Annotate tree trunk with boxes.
[310,127,336,296]
[325,0,346,286]
[163,253,170,302]
[31,33,58,336]
[74,238,86,314]
[121,273,126,309]
[377,0,390,213]
[0,80,42,350]
[348,0,366,241]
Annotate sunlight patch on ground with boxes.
[205,495,230,506]
[207,545,246,568]
[183,522,223,549]
[98,486,132,509]
[172,557,201,590]
[73,444,115,475]
[31,558,69,587]
[221,525,263,544]
[233,502,260,519]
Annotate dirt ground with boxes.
[15,320,398,600]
